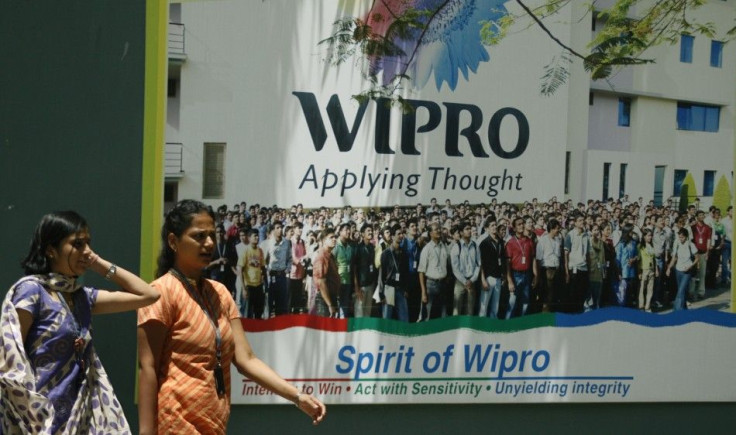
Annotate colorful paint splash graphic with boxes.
[365,0,508,91]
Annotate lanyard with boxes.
[513,236,526,256]
[170,268,226,395]
[388,248,400,277]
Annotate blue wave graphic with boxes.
[555,307,736,328]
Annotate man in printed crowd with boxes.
[374,225,392,273]
[353,224,378,318]
[255,212,269,243]
[313,228,341,317]
[264,221,292,316]
[225,213,245,242]
[651,215,671,309]
[402,218,422,321]
[505,217,538,318]
[587,223,607,310]
[209,224,238,299]
[234,227,249,314]
[479,217,504,318]
[706,208,725,290]
[450,221,480,316]
[302,213,315,240]
[333,223,356,318]
[237,229,266,318]
[289,222,308,314]
[691,210,711,300]
[426,197,440,215]
[442,199,454,218]
[536,218,562,313]
[380,224,410,321]
[721,206,732,286]
[564,212,590,313]
[223,210,234,233]
[418,222,448,320]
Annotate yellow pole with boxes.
[140,0,168,281]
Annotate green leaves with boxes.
[480,15,513,46]
[540,52,571,96]
[320,0,734,98]
[320,18,407,66]
[585,33,652,80]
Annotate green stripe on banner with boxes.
[349,314,555,335]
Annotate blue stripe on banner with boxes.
[555,307,736,328]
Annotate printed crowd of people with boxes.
[209,195,732,321]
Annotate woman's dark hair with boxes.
[620,223,634,243]
[22,211,88,275]
[156,199,214,277]
[641,228,653,245]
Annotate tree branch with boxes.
[515,0,588,60]
[389,0,452,93]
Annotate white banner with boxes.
[231,310,736,404]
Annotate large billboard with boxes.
[173,0,736,405]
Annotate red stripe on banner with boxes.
[241,314,347,333]
[242,378,352,383]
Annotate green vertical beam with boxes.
[141,0,168,281]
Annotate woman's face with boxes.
[169,212,216,274]
[47,229,93,277]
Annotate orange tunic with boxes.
[138,272,239,435]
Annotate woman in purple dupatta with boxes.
[0,211,159,434]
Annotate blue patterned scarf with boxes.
[0,274,130,434]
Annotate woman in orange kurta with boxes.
[137,200,326,435]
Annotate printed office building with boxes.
[163,0,735,209]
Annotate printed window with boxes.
[677,103,720,132]
[619,163,627,198]
[710,40,723,68]
[618,98,631,127]
[680,34,694,63]
[603,163,611,200]
[203,142,226,199]
[673,170,687,196]
[703,171,716,197]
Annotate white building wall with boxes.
[579,0,736,205]
[564,1,595,202]
[165,0,734,207]
[587,93,632,152]
[633,0,735,105]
